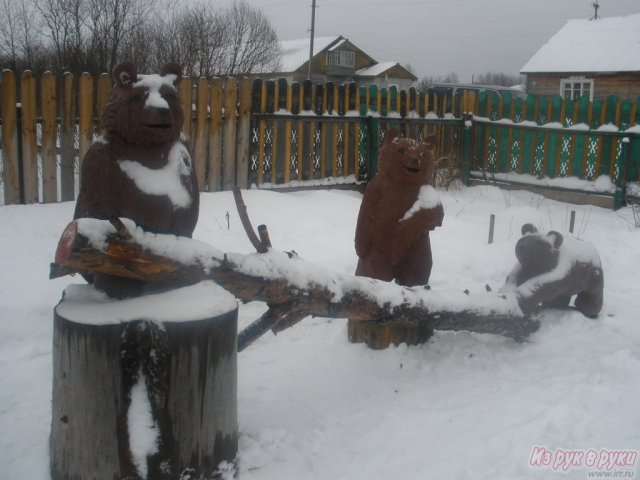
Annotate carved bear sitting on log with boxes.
[501,223,604,317]
[350,129,444,348]
[74,62,199,297]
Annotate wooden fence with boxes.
[470,90,640,208]
[1,70,639,208]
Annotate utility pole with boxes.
[308,0,317,80]
[590,1,599,20]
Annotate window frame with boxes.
[327,50,356,68]
[560,77,594,101]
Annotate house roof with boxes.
[356,62,399,77]
[521,13,640,74]
[356,62,417,81]
[279,36,343,72]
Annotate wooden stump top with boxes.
[56,280,238,325]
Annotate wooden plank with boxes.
[78,72,94,169]
[60,72,75,201]
[268,79,278,184]
[283,80,293,184]
[193,77,209,191]
[178,77,193,141]
[1,70,20,204]
[319,83,328,179]
[331,84,339,177]
[343,84,350,177]
[296,82,304,181]
[350,82,359,179]
[521,95,537,174]
[500,92,513,172]
[41,72,58,203]
[222,78,238,190]
[368,84,380,178]
[257,80,267,184]
[96,73,112,134]
[572,96,590,178]
[358,85,367,179]
[21,71,38,203]
[236,78,252,189]
[207,78,223,192]
[545,95,562,178]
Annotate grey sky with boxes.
[243,0,639,82]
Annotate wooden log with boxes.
[50,281,238,480]
[50,218,540,350]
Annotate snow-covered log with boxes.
[50,281,238,480]
[50,217,540,349]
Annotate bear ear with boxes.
[423,134,437,150]
[383,128,402,145]
[112,62,137,87]
[548,231,563,248]
[161,63,182,86]
[521,223,538,235]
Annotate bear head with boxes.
[103,62,184,146]
[515,223,563,278]
[376,129,437,186]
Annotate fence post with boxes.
[462,112,473,185]
[367,85,380,181]
[614,136,630,210]
[60,72,75,202]
[42,72,58,203]
[1,71,20,204]
[236,78,252,189]
[21,71,38,203]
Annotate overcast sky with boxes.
[243,0,639,82]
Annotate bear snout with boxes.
[405,157,421,172]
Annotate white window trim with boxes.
[560,77,594,101]
[327,50,355,68]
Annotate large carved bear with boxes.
[74,63,199,297]
[501,223,604,317]
[350,129,444,348]
[354,129,444,286]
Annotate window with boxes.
[560,78,594,101]
[327,50,355,68]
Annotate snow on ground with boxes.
[1,185,639,480]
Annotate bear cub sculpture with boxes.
[501,223,604,317]
[355,128,444,287]
[74,62,199,298]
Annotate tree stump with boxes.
[50,281,238,480]
[347,319,433,350]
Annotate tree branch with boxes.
[51,218,540,349]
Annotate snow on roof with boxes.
[356,62,399,77]
[521,13,640,73]
[279,36,342,72]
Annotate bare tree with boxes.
[34,0,86,72]
[84,0,156,74]
[473,72,524,87]
[221,0,279,75]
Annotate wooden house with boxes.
[271,35,416,89]
[521,13,640,101]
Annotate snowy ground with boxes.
[1,184,639,480]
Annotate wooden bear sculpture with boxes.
[74,63,199,297]
[350,128,444,348]
[501,223,604,317]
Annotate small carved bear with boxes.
[501,223,604,317]
[74,63,199,297]
[354,129,444,287]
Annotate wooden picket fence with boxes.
[1,70,639,208]
[470,91,640,208]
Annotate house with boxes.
[273,35,416,89]
[520,13,640,101]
